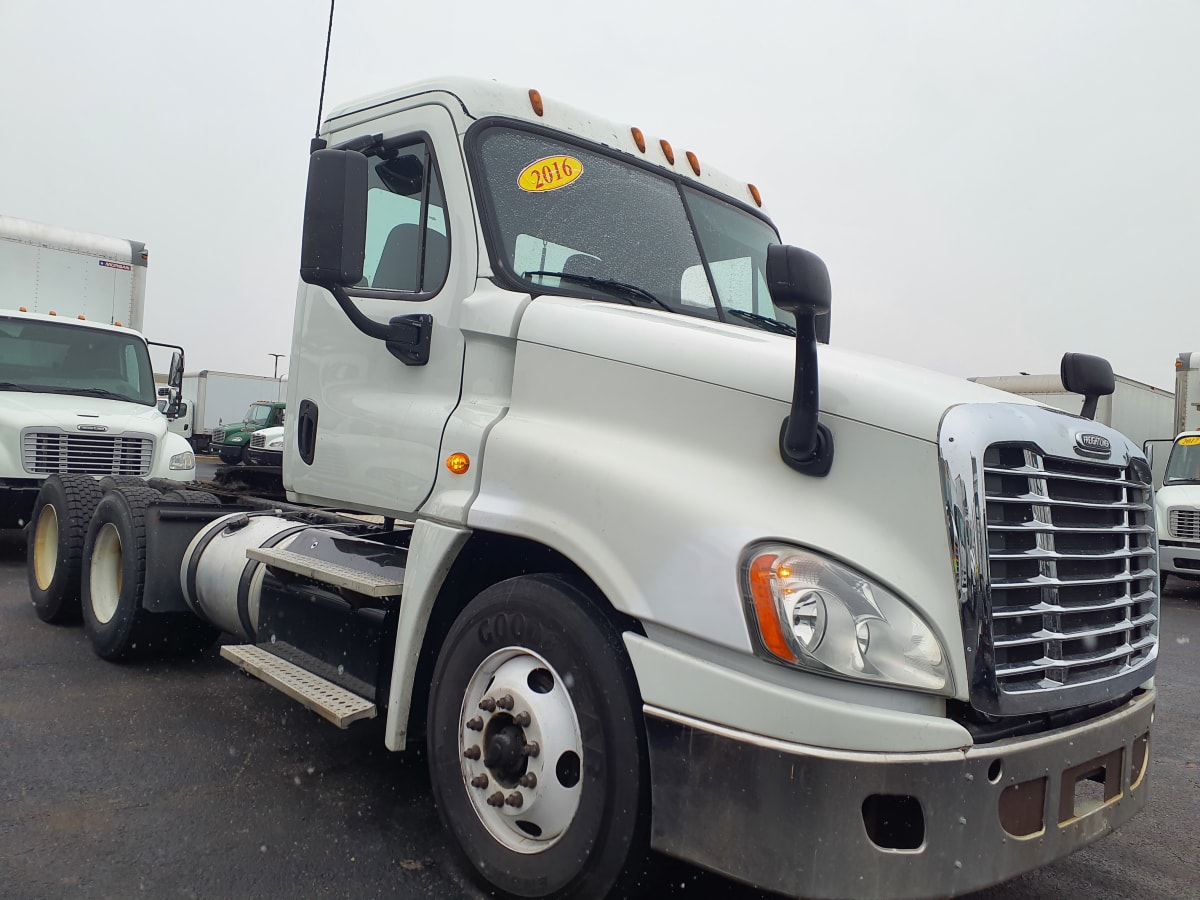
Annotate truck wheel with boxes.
[26,475,104,623]
[99,475,154,493]
[218,447,242,466]
[81,487,166,660]
[427,574,650,899]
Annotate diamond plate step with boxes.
[246,546,404,597]
[220,644,377,728]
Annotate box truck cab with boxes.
[0,216,194,528]
[1154,431,1200,586]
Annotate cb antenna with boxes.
[311,0,336,153]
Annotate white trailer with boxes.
[0,215,194,531]
[971,371,1174,451]
[25,80,1159,899]
[168,370,288,451]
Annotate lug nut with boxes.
[466,716,484,731]
[513,711,531,727]
[478,697,496,712]
[505,792,524,808]
[521,741,540,758]
[486,791,505,808]
[497,694,515,710]
[519,773,537,788]
[471,774,489,789]
[463,745,481,760]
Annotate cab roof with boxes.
[323,77,768,215]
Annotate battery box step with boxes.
[246,546,405,597]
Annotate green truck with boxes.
[210,400,285,465]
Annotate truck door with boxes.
[285,102,476,515]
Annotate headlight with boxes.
[169,450,195,470]
[267,437,284,450]
[741,543,951,693]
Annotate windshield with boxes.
[1164,436,1200,484]
[245,403,275,426]
[471,125,789,330]
[0,315,156,405]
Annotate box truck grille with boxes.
[982,445,1157,700]
[250,431,268,449]
[22,431,153,476]
[1168,508,1200,540]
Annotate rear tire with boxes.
[427,574,650,899]
[26,475,104,623]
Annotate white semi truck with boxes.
[0,215,195,538]
[1150,353,1200,588]
[26,81,1158,899]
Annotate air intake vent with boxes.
[1168,507,1200,540]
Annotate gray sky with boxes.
[4,1,1195,389]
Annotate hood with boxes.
[0,390,166,437]
[517,297,1033,442]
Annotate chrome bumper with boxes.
[645,689,1153,899]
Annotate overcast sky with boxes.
[4,1,1195,389]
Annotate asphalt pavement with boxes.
[1,526,1197,899]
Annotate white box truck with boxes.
[0,215,195,532]
[26,81,1158,899]
[164,370,287,452]
[971,371,1174,450]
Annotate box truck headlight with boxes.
[169,450,195,470]
[267,436,284,450]
[741,543,950,693]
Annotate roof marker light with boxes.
[114,321,123,327]
[686,151,701,176]
[78,315,86,320]
[18,306,27,312]
[528,89,544,117]
[659,139,675,165]
[48,310,57,316]
[748,183,763,207]
[631,127,646,152]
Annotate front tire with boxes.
[26,475,104,623]
[427,574,649,899]
[218,446,242,466]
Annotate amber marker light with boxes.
[78,315,86,320]
[748,184,763,207]
[686,151,701,176]
[18,306,27,312]
[446,452,470,475]
[48,310,57,316]
[746,554,798,663]
[114,321,123,327]
[659,139,675,165]
[528,89,544,117]
[631,127,646,153]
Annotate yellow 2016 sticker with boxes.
[1179,436,1200,446]
[518,156,583,192]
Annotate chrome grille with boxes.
[250,431,267,449]
[22,430,153,476]
[983,445,1157,700]
[212,428,226,444]
[1168,508,1200,540]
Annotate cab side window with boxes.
[362,138,450,294]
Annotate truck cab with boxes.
[211,400,285,465]
[1154,431,1200,586]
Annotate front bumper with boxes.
[1157,540,1200,575]
[244,448,282,468]
[646,688,1153,900]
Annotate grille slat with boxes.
[982,445,1157,699]
[22,431,153,476]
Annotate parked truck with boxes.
[0,215,194,537]
[210,399,286,464]
[971,371,1174,451]
[25,80,1158,899]
[163,370,288,453]
[1149,353,1200,587]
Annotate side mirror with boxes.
[767,245,834,476]
[300,149,368,288]
[168,350,184,388]
[1060,352,1115,420]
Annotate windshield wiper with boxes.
[524,270,671,312]
[56,387,145,404]
[726,308,796,337]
